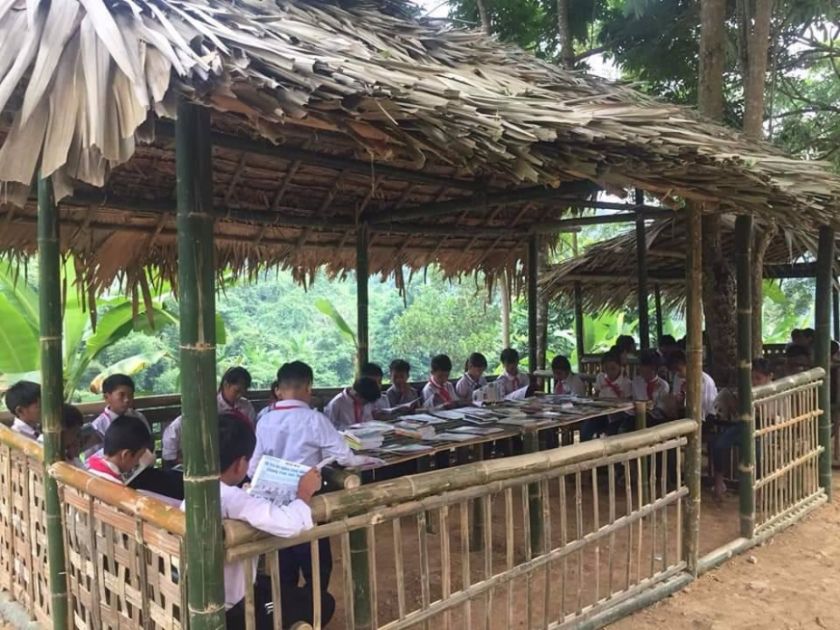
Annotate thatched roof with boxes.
[539,215,818,311]
[0,0,839,290]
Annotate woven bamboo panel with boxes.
[61,485,184,630]
[0,444,51,625]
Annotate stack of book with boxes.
[342,427,386,450]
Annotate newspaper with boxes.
[248,455,332,507]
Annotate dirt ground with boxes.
[611,472,840,630]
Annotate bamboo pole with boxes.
[833,284,840,343]
[635,402,649,503]
[356,223,370,367]
[683,203,703,574]
[654,285,664,346]
[735,215,755,537]
[523,431,543,553]
[574,282,585,372]
[176,101,226,629]
[37,175,69,630]
[815,225,834,500]
[528,235,539,373]
[635,189,650,350]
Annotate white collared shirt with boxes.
[496,371,530,396]
[162,393,256,461]
[455,374,487,401]
[594,373,632,400]
[217,392,256,423]
[11,417,38,439]
[554,374,586,397]
[180,483,313,609]
[247,400,368,476]
[324,389,378,430]
[672,372,719,420]
[385,385,418,408]
[421,380,457,408]
[90,407,150,437]
[631,375,670,410]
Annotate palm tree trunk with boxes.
[476,0,490,34]
[556,0,575,69]
[702,214,737,386]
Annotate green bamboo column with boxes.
[815,225,834,500]
[735,215,755,538]
[654,284,664,346]
[356,223,370,368]
[635,189,650,350]
[528,235,538,372]
[683,203,703,574]
[176,102,226,629]
[37,176,69,630]
[574,282,585,371]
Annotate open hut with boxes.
[0,0,839,629]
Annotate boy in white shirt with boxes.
[385,360,419,408]
[455,353,488,401]
[248,361,381,605]
[497,348,530,396]
[86,416,155,483]
[90,374,150,437]
[324,377,382,430]
[206,414,332,629]
[667,350,718,420]
[4,380,41,439]
[580,351,633,441]
[421,354,458,407]
[631,349,671,426]
[551,355,586,397]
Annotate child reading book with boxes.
[385,359,419,408]
[86,416,155,483]
[455,353,488,401]
[421,354,458,408]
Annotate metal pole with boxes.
[356,223,370,368]
[735,215,755,538]
[176,102,226,629]
[528,235,539,373]
[654,284,664,346]
[684,203,703,574]
[815,226,834,500]
[635,189,650,350]
[574,282,585,372]
[37,176,69,630]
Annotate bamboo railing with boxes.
[752,368,826,533]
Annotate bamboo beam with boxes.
[815,225,834,500]
[735,215,755,538]
[684,202,703,575]
[574,282,585,372]
[176,102,226,629]
[357,223,370,367]
[530,208,674,233]
[635,189,650,350]
[37,176,69,630]
[654,284,664,345]
[528,236,539,372]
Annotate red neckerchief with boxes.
[428,379,452,404]
[86,454,122,481]
[272,402,303,411]
[604,376,623,398]
[646,378,658,401]
[554,380,565,395]
[510,373,520,390]
[348,390,364,423]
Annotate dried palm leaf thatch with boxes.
[540,215,821,312]
[0,0,837,292]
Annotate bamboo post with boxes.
[635,189,650,350]
[528,235,539,373]
[356,223,370,368]
[815,226,834,500]
[833,284,839,342]
[735,215,755,537]
[574,282,585,372]
[683,203,703,574]
[176,102,226,628]
[350,528,372,629]
[635,402,648,503]
[37,176,69,630]
[654,285,664,346]
[522,431,544,553]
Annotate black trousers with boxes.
[279,538,333,592]
[225,575,336,629]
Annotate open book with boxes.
[248,455,333,507]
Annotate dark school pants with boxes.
[225,574,336,629]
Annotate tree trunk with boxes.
[500,270,511,348]
[702,214,738,386]
[751,224,777,355]
[742,0,774,139]
[556,0,575,70]
[476,0,491,34]
[698,0,727,121]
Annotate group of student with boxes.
[3,328,830,629]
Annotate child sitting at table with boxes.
[785,344,812,375]
[325,377,383,430]
[551,355,586,397]
[248,361,381,610]
[86,416,155,484]
[385,360,419,408]
[667,350,718,421]
[422,354,458,407]
[631,349,670,426]
[456,353,488,401]
[256,380,281,424]
[496,348,530,396]
[4,380,41,439]
[208,414,331,630]
[91,374,150,437]
[56,403,85,467]
[579,351,633,441]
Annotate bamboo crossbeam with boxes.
[753,448,823,490]
[530,208,674,233]
[752,368,825,404]
[0,425,45,460]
